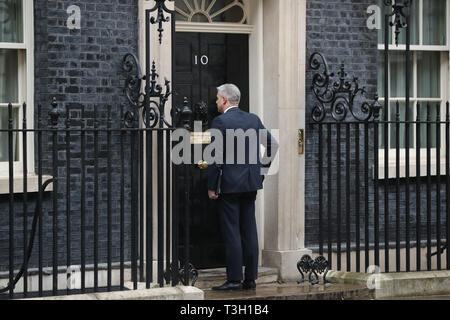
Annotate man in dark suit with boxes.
[208,84,278,291]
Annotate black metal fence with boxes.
[307,0,450,274]
[309,52,450,273]
[0,1,200,300]
[0,97,197,300]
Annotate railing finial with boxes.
[49,97,60,126]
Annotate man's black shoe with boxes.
[212,281,243,291]
[242,280,256,290]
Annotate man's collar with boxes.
[224,106,239,114]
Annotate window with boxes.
[377,0,449,176]
[174,0,248,23]
[0,0,34,175]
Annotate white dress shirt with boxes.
[224,106,238,114]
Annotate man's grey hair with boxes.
[217,84,241,106]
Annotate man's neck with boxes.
[223,106,238,114]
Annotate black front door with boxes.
[175,32,249,269]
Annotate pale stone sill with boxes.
[375,158,449,180]
[0,174,53,195]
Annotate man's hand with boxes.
[208,190,219,200]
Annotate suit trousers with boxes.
[218,191,259,282]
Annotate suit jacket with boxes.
[207,107,279,194]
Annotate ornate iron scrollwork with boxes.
[193,101,209,129]
[310,52,381,123]
[122,0,194,131]
[123,51,192,129]
[179,263,199,286]
[148,61,163,97]
[310,256,330,285]
[122,0,190,130]
[176,97,194,130]
[297,254,314,284]
[430,243,448,257]
[384,0,410,47]
[48,97,60,126]
[124,110,137,129]
[123,53,144,109]
[164,261,198,286]
[149,0,175,44]
[142,101,160,129]
[297,254,330,286]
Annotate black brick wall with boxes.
[305,0,378,249]
[305,0,448,255]
[0,0,138,272]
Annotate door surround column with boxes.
[138,0,174,282]
[261,0,311,281]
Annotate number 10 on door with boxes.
[194,55,209,66]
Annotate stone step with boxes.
[194,267,279,290]
[204,282,374,300]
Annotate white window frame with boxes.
[0,0,36,188]
[173,0,252,32]
[377,0,450,178]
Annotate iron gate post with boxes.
[307,51,381,279]
[123,0,200,288]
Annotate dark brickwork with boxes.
[0,0,138,271]
[306,0,378,251]
[305,0,448,259]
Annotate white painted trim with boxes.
[419,0,423,45]
[247,0,264,266]
[0,0,34,177]
[378,98,442,102]
[173,0,253,33]
[25,0,35,175]
[377,0,450,162]
[377,159,449,179]
[0,43,27,49]
[0,103,21,107]
[0,175,53,194]
[176,21,253,33]
[175,0,249,24]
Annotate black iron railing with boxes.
[0,96,195,300]
[306,0,450,276]
[308,57,450,274]
[0,0,199,300]
[308,87,450,273]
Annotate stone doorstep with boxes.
[204,282,374,301]
[194,267,279,290]
[197,267,373,301]
[327,270,450,299]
